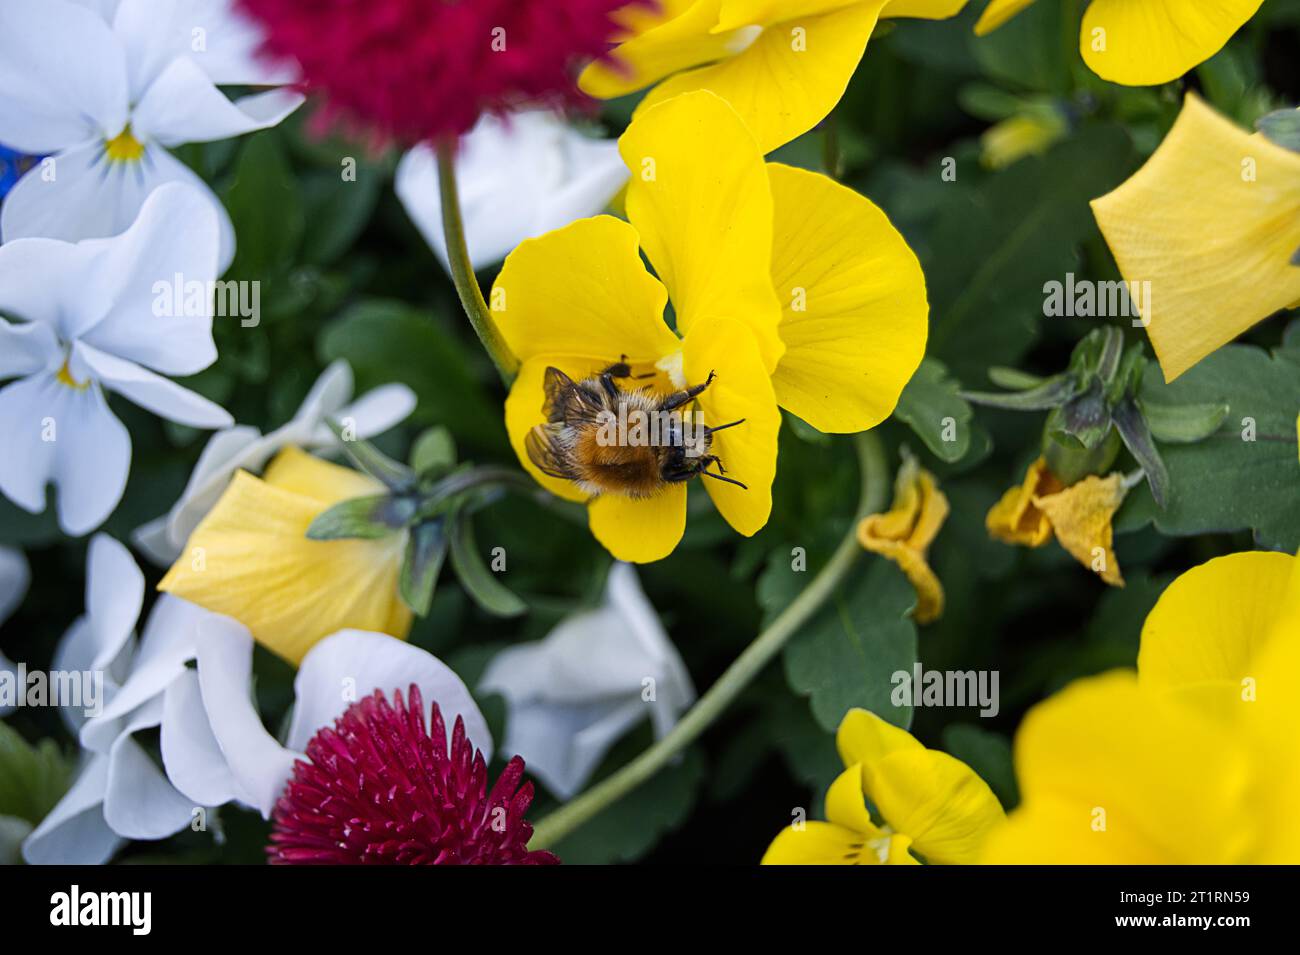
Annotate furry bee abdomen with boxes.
[572,428,665,498]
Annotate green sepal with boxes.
[447,509,527,617]
[411,426,458,478]
[306,493,414,540]
[324,418,413,491]
[1142,400,1230,444]
[399,521,448,617]
[962,374,1079,411]
[1257,108,1300,153]
[1113,397,1171,510]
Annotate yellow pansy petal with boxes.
[580,0,741,100]
[761,820,877,865]
[1032,473,1126,587]
[682,317,780,537]
[1138,551,1295,723]
[504,356,604,504]
[261,445,380,505]
[986,670,1251,864]
[865,748,1005,865]
[587,484,688,563]
[986,457,1061,547]
[620,91,784,370]
[836,706,924,768]
[490,215,678,366]
[159,470,410,666]
[716,0,860,30]
[635,3,888,155]
[767,163,928,433]
[881,0,970,19]
[973,0,1036,35]
[1092,94,1300,381]
[824,763,874,833]
[857,456,949,623]
[1081,0,1264,87]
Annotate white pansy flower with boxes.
[178,627,491,818]
[0,546,31,719]
[480,563,694,800]
[22,535,224,864]
[0,183,233,536]
[396,110,629,271]
[0,0,301,270]
[133,359,416,566]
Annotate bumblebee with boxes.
[526,361,746,499]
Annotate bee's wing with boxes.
[542,365,608,426]
[525,424,577,480]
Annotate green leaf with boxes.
[306,494,410,540]
[963,374,1078,411]
[0,722,72,825]
[400,521,448,617]
[925,125,1137,381]
[299,166,382,267]
[447,511,526,617]
[941,724,1020,811]
[317,299,505,454]
[549,746,704,864]
[895,358,973,462]
[1142,400,1231,444]
[1118,341,1300,550]
[222,132,304,280]
[1257,108,1300,152]
[323,420,414,491]
[776,558,919,733]
[411,427,458,477]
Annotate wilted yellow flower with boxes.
[979,111,1066,169]
[985,550,1300,863]
[976,0,1266,87]
[763,708,1004,865]
[1092,94,1300,381]
[857,455,949,623]
[988,458,1126,586]
[581,0,970,153]
[159,447,411,666]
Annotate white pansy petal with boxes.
[76,344,232,429]
[186,0,299,86]
[537,134,629,235]
[80,182,221,375]
[22,754,122,865]
[295,359,355,425]
[132,57,302,147]
[85,533,143,672]
[288,630,493,762]
[0,547,30,625]
[0,230,114,339]
[2,142,236,274]
[194,617,298,817]
[607,562,695,713]
[103,700,198,839]
[0,0,129,153]
[162,668,243,808]
[316,385,417,445]
[0,375,59,516]
[0,319,61,380]
[48,382,132,536]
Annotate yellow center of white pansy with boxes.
[104,125,146,163]
[55,360,90,391]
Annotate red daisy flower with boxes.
[268,685,559,865]
[237,0,652,145]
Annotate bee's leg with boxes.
[700,469,749,490]
[661,370,716,411]
[705,419,745,436]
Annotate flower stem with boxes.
[435,138,519,386]
[528,430,890,851]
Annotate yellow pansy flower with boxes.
[985,550,1300,863]
[581,0,970,153]
[493,90,927,563]
[987,457,1126,586]
[159,447,411,666]
[976,1,1265,87]
[1092,94,1300,381]
[763,708,1005,864]
[857,454,949,623]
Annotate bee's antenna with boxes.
[705,419,745,435]
[700,470,749,490]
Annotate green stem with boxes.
[435,138,520,386]
[528,431,890,851]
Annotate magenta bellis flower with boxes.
[236,0,652,145]
[268,685,559,865]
